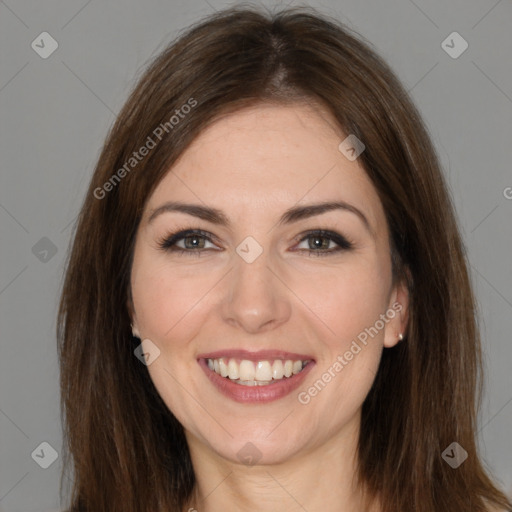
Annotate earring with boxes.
[398,333,404,341]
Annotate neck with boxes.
[184,412,379,512]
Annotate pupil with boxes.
[186,235,202,248]
[311,236,325,249]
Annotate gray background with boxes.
[0,0,511,510]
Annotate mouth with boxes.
[197,350,315,403]
[206,357,312,385]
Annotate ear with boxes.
[127,293,141,338]
[131,320,141,338]
[383,277,409,348]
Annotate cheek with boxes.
[291,256,391,406]
[131,254,214,344]
[130,257,212,419]
[293,255,391,344]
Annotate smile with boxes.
[197,350,316,403]
[206,357,312,385]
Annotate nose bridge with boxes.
[221,238,291,333]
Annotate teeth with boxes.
[228,358,239,379]
[218,358,229,377]
[255,361,273,381]
[272,360,284,379]
[239,360,255,381]
[206,357,310,385]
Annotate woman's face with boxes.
[130,102,408,465]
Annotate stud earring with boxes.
[398,333,404,341]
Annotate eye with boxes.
[294,230,353,257]
[157,228,354,258]
[157,229,219,257]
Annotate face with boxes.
[130,102,408,466]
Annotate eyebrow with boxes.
[147,200,373,236]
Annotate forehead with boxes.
[145,103,385,233]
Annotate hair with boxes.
[57,4,512,512]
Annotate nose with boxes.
[220,248,291,334]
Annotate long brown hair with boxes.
[57,5,512,511]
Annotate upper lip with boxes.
[197,349,315,362]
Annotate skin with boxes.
[130,102,409,512]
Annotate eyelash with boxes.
[156,228,354,257]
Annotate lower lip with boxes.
[198,358,315,403]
